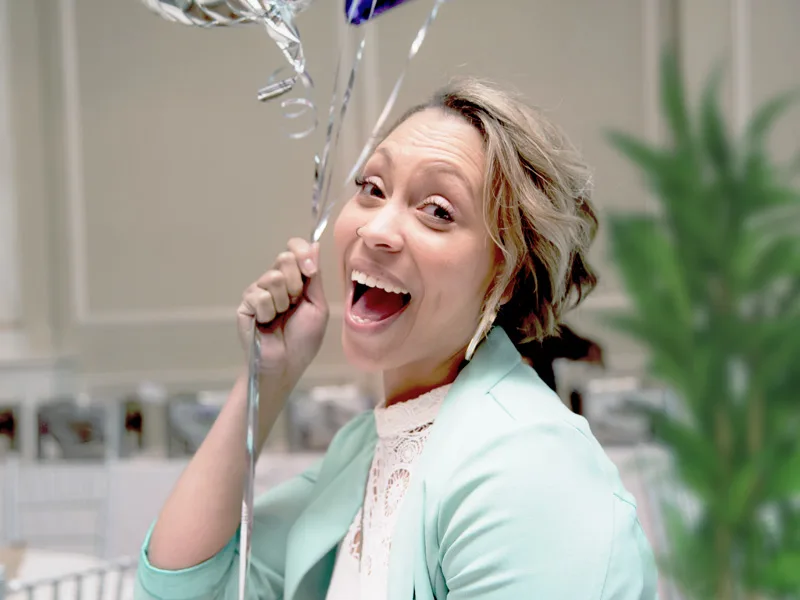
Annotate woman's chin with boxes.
[341,330,393,372]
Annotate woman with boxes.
[135,79,658,599]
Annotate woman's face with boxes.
[333,108,498,375]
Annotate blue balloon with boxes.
[345,0,415,25]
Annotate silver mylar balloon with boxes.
[141,0,315,73]
[141,0,314,26]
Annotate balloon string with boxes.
[311,0,448,242]
[239,326,260,600]
[344,0,447,186]
[309,0,379,242]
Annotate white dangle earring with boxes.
[465,305,499,362]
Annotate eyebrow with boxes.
[374,146,394,166]
[374,146,475,194]
[423,162,474,194]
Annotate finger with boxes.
[303,243,327,310]
[257,270,290,313]
[275,251,304,300]
[237,296,255,321]
[250,289,277,324]
[286,237,316,277]
[238,287,277,324]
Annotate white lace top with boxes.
[325,384,451,600]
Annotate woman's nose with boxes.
[359,208,404,252]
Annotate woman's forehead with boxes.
[373,108,485,180]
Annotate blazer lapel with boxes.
[284,424,376,600]
[387,327,522,599]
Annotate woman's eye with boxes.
[355,177,385,199]
[420,200,454,222]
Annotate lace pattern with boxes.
[326,384,451,599]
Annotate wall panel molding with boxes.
[82,362,362,394]
[80,302,345,326]
[0,0,21,330]
[58,0,91,325]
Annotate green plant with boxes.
[606,50,800,599]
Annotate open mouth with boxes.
[349,270,412,324]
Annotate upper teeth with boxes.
[351,270,409,295]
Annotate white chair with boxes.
[1,555,137,600]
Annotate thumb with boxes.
[303,243,327,309]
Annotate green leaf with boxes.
[726,458,763,523]
[761,448,800,501]
[607,313,682,359]
[659,49,693,151]
[607,215,693,326]
[753,317,800,387]
[757,551,800,591]
[658,508,716,598]
[744,88,800,158]
[649,415,720,501]
[699,62,733,174]
[606,132,670,178]
[648,351,693,398]
[735,231,800,295]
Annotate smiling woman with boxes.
[135,79,658,600]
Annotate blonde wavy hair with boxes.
[381,78,598,358]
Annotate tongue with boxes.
[352,287,407,322]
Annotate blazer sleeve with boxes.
[437,421,658,600]
[134,459,322,600]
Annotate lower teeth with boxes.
[352,315,374,324]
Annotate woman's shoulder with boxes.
[432,362,636,507]
[445,361,594,449]
[429,369,658,597]
[488,361,583,426]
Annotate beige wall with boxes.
[1,0,798,398]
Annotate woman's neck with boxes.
[382,350,466,408]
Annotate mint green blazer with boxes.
[135,327,659,600]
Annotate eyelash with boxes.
[354,175,454,223]
[419,197,454,222]
[354,175,384,198]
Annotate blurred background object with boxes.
[518,324,606,415]
[0,401,18,456]
[36,397,107,461]
[285,383,375,451]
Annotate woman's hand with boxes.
[237,238,329,391]
[149,241,326,571]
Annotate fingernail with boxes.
[303,258,317,276]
